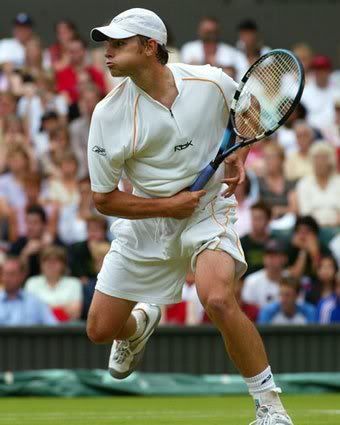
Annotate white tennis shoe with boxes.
[249,405,294,425]
[108,303,161,379]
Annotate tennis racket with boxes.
[189,48,305,191]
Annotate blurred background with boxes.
[0,0,339,415]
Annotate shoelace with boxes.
[249,405,290,425]
[112,340,132,364]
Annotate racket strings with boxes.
[235,53,301,138]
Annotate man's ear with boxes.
[145,39,158,57]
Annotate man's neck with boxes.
[130,64,177,107]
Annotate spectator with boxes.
[258,143,295,219]
[234,172,259,237]
[69,84,101,178]
[316,274,340,324]
[68,214,108,281]
[241,201,271,277]
[287,216,331,284]
[0,13,35,67]
[25,245,82,322]
[242,239,287,308]
[55,37,106,107]
[9,205,60,277]
[0,143,33,236]
[33,111,60,157]
[234,278,259,322]
[236,19,270,68]
[329,232,340,268]
[35,74,68,121]
[258,275,316,325]
[40,125,70,178]
[305,254,338,305]
[302,55,340,131]
[181,16,246,81]
[0,256,57,325]
[284,120,314,181]
[292,43,314,82]
[23,36,47,78]
[322,98,340,152]
[48,19,78,70]
[295,142,340,227]
[0,197,17,245]
[276,102,307,155]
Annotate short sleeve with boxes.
[218,68,238,110]
[88,109,123,193]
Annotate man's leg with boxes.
[195,250,292,424]
[87,290,137,344]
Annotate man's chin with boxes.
[109,68,127,78]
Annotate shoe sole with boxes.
[108,305,161,380]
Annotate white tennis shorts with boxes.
[96,189,247,305]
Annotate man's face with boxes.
[251,208,269,235]
[198,20,219,43]
[295,126,313,152]
[264,252,286,272]
[239,29,257,49]
[13,24,32,44]
[105,37,150,77]
[26,213,45,239]
[280,285,297,312]
[314,69,330,87]
[2,260,24,293]
[68,40,86,66]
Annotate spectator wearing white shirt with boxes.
[25,245,82,322]
[242,239,287,308]
[295,142,340,227]
[181,16,247,81]
[236,19,270,70]
[0,13,35,68]
[302,55,340,132]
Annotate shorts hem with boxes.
[95,284,182,306]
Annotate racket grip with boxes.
[189,163,216,191]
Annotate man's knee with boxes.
[203,293,238,321]
[86,312,119,344]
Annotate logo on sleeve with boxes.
[174,140,193,152]
[92,145,107,156]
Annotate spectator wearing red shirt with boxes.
[48,20,78,70]
[55,37,106,106]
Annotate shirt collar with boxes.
[1,289,24,301]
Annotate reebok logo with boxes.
[174,140,193,152]
[92,146,107,156]
[261,374,272,385]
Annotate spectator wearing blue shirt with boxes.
[316,275,340,324]
[0,256,57,325]
[258,275,316,325]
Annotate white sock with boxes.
[129,309,147,340]
[244,366,284,411]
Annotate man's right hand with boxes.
[167,190,206,219]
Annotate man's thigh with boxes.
[195,249,236,303]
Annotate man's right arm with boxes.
[93,188,206,220]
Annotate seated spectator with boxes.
[305,255,338,305]
[322,98,340,150]
[43,151,80,207]
[55,37,106,107]
[47,19,78,70]
[33,111,60,157]
[234,172,259,237]
[40,125,70,178]
[316,274,340,324]
[22,36,47,79]
[258,143,295,219]
[68,214,108,281]
[0,143,33,236]
[258,275,316,325]
[292,43,314,82]
[0,196,18,246]
[25,245,82,322]
[287,216,331,285]
[242,239,287,308]
[181,16,246,81]
[295,141,340,227]
[284,120,314,181]
[241,201,271,277]
[0,256,57,325]
[276,102,307,155]
[69,84,101,179]
[10,205,61,277]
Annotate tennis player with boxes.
[86,8,293,425]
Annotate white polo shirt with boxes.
[88,63,237,198]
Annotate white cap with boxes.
[91,8,167,46]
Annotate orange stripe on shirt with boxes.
[132,94,141,155]
[182,77,229,111]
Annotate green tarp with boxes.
[0,370,340,397]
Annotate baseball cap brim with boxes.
[91,24,137,42]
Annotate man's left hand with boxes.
[221,153,246,197]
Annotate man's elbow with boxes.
[93,192,109,214]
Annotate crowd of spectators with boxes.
[0,13,339,327]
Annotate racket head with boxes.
[230,49,305,141]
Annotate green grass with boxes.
[1,394,340,424]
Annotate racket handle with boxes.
[189,163,216,191]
